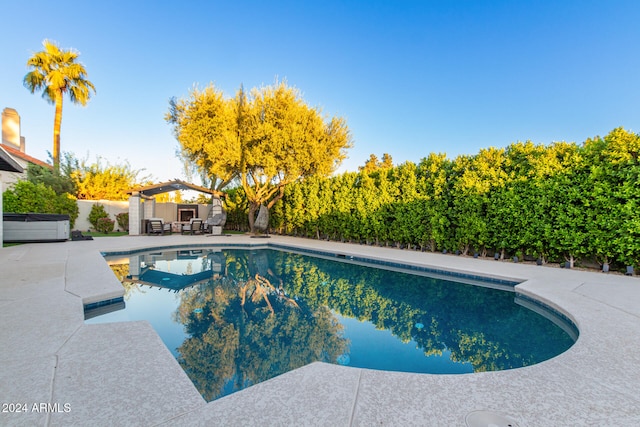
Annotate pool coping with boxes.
[1,234,639,426]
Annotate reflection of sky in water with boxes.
[334,312,473,374]
[153,260,196,275]
[145,251,210,275]
[86,284,187,357]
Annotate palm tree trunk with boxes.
[53,93,63,171]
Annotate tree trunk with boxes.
[248,202,258,233]
[566,254,575,269]
[53,93,63,171]
[253,205,269,233]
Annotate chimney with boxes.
[2,108,24,152]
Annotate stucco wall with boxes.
[1,178,4,244]
[156,202,177,222]
[0,157,27,189]
[76,200,129,232]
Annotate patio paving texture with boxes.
[1,234,639,426]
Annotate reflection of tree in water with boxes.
[267,250,573,373]
[175,250,348,402]
[161,248,571,401]
[108,263,142,299]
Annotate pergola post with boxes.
[128,192,143,236]
[144,197,156,218]
[129,254,141,277]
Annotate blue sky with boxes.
[1,0,639,183]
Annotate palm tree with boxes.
[23,40,96,170]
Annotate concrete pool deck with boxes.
[1,234,639,426]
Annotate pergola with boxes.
[127,179,223,198]
[126,179,224,236]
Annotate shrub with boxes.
[96,217,115,234]
[88,204,109,230]
[116,212,129,231]
[2,180,79,227]
[55,193,80,228]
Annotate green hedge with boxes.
[3,180,79,228]
[272,127,640,269]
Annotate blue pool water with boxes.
[87,246,576,402]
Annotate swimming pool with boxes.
[88,246,576,402]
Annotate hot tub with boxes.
[3,213,70,243]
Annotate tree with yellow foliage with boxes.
[167,81,352,232]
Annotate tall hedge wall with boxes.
[269,127,640,268]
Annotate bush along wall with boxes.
[2,180,79,228]
[271,127,640,272]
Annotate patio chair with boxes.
[148,218,171,235]
[181,218,203,235]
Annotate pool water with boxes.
[88,247,576,402]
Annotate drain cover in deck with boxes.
[465,410,519,427]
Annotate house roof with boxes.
[0,143,51,169]
[0,145,23,173]
[127,179,224,197]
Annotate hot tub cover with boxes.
[3,213,70,222]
